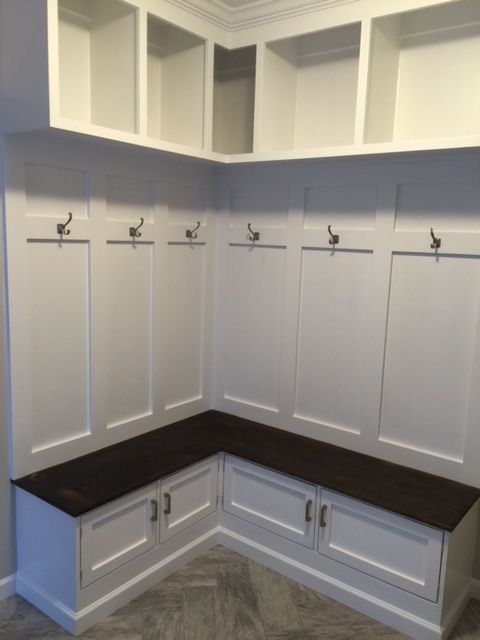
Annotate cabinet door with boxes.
[318,490,443,601]
[159,457,218,542]
[223,456,317,548]
[80,484,158,587]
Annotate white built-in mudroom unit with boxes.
[1,0,480,639]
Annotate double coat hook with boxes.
[57,212,73,236]
[430,227,441,250]
[129,217,144,239]
[248,223,260,242]
[328,225,339,245]
[186,221,200,240]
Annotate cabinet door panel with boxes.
[318,489,443,601]
[159,457,218,542]
[223,456,316,548]
[80,484,157,587]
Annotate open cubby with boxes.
[366,0,480,144]
[213,45,256,154]
[58,0,137,133]
[147,16,206,148]
[261,24,360,151]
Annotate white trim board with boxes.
[17,529,219,636]
[218,527,445,640]
[0,573,16,601]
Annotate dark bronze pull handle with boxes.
[320,504,328,528]
[163,492,171,515]
[150,499,158,522]
[305,499,313,522]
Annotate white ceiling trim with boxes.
[165,0,359,31]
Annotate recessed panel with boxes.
[167,183,207,226]
[295,249,372,433]
[230,186,289,228]
[25,164,88,219]
[224,245,286,411]
[106,243,153,428]
[380,253,480,461]
[395,182,480,232]
[28,241,90,451]
[106,175,154,222]
[304,186,377,230]
[164,243,206,409]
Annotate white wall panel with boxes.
[294,248,372,434]
[230,184,289,228]
[304,185,377,230]
[395,182,480,232]
[380,252,480,462]
[164,243,206,409]
[25,163,88,219]
[28,240,91,451]
[224,244,286,412]
[106,242,153,429]
[106,175,154,223]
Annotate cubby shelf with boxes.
[1,0,480,164]
[261,24,361,151]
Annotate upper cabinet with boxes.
[1,0,480,163]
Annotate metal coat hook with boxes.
[129,217,144,239]
[430,227,441,250]
[57,212,73,236]
[248,223,260,242]
[186,221,200,240]
[328,225,339,246]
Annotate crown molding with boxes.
[165,0,359,31]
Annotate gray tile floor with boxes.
[1,546,479,640]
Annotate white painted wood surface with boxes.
[2,0,480,162]
[80,484,158,587]
[318,489,444,601]
[223,456,317,548]
[4,134,214,478]
[159,457,218,542]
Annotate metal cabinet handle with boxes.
[150,499,158,522]
[305,499,313,522]
[164,492,172,515]
[320,504,328,528]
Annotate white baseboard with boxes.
[218,527,443,640]
[0,573,16,601]
[472,578,480,601]
[17,528,219,636]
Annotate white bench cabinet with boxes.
[223,455,317,548]
[317,489,443,602]
[80,483,158,587]
[159,456,219,542]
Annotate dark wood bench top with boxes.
[13,410,480,531]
